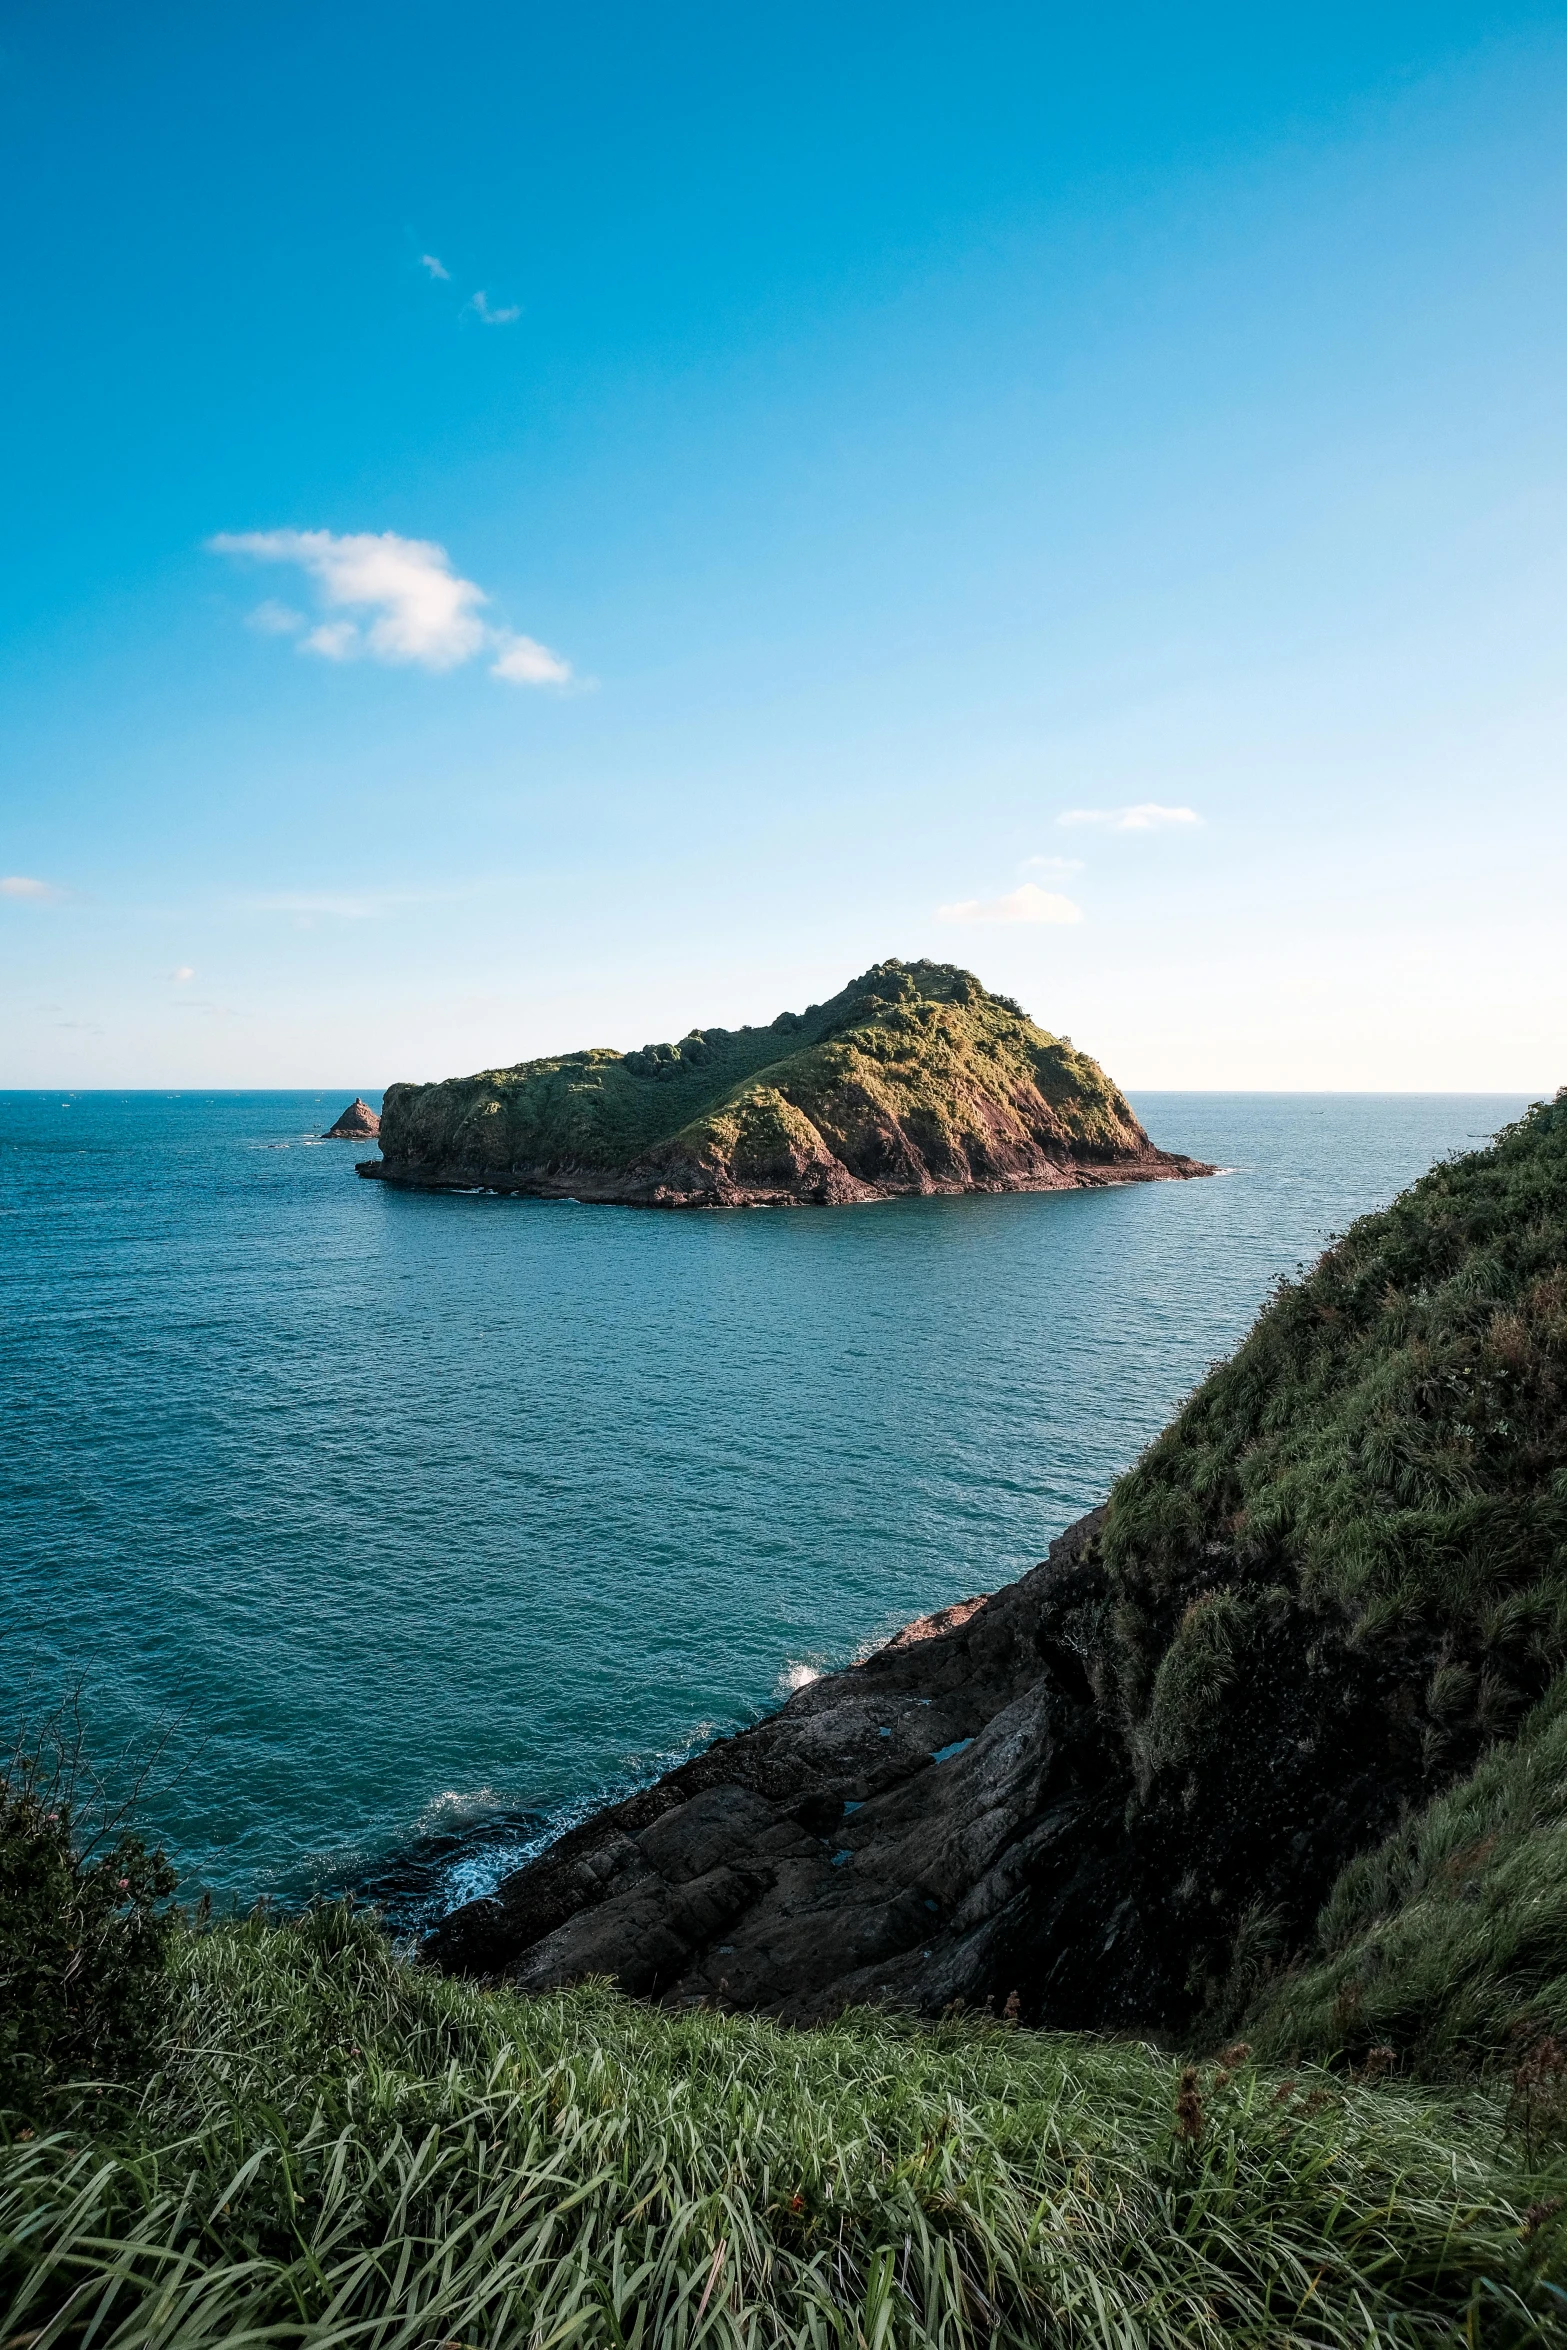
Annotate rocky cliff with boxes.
[359,960,1211,1206]
[422,1505,1423,2031]
[423,1511,1126,2023]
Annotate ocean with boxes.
[0,1088,1535,1923]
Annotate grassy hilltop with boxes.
[366,959,1208,1203]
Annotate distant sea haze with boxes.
[0,1089,1534,1921]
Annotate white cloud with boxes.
[937,883,1083,926]
[212,529,487,669]
[490,631,572,685]
[209,528,571,686]
[1057,803,1202,831]
[1,875,59,900]
[247,598,306,635]
[1023,854,1084,874]
[468,290,520,325]
[420,253,450,280]
[172,965,195,982]
[302,619,359,661]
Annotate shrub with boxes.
[0,1711,178,2116]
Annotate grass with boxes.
[1101,1090,1567,1735]
[1030,1092,1567,2041]
[4,1905,1565,2348]
[1243,1672,1567,2073]
[375,958,1152,1187]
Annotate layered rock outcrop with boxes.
[422,1501,1481,2033]
[425,1513,1158,2025]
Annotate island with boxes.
[358,958,1212,1205]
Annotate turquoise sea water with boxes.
[0,1089,1535,1919]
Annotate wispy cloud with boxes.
[1057,803,1201,831]
[468,290,520,325]
[1023,854,1084,874]
[937,882,1083,926]
[304,619,359,660]
[246,598,306,636]
[209,528,571,686]
[251,892,386,921]
[420,253,450,280]
[172,965,195,982]
[175,998,241,1020]
[1,875,60,901]
[490,632,571,684]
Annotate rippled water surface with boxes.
[1,1089,1533,1914]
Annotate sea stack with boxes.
[324,1097,380,1139]
[358,959,1213,1207]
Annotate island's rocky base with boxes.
[358,1143,1208,1208]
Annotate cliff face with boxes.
[425,1097,1567,2055]
[422,1506,1433,2031]
[359,960,1211,1205]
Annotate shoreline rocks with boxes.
[423,1512,1129,2023]
[358,1145,1209,1208]
[421,1499,1425,2034]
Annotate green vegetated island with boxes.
[8,1088,1567,2344]
[359,957,1212,1203]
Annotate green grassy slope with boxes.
[374,958,1161,1193]
[1048,1094,1567,2045]
[4,1907,1563,2347]
[1243,1672,1567,2071]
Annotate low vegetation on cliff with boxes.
[1082,1092,1567,2051]
[1244,1672,1567,2072]
[367,959,1205,1204]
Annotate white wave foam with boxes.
[777,1661,822,1695]
[415,1784,511,1833]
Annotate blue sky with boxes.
[3,2,1566,1088]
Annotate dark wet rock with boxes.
[424,1511,1136,2023]
[422,1498,1434,2031]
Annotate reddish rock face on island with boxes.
[324,1098,380,1139]
[359,959,1214,1207]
